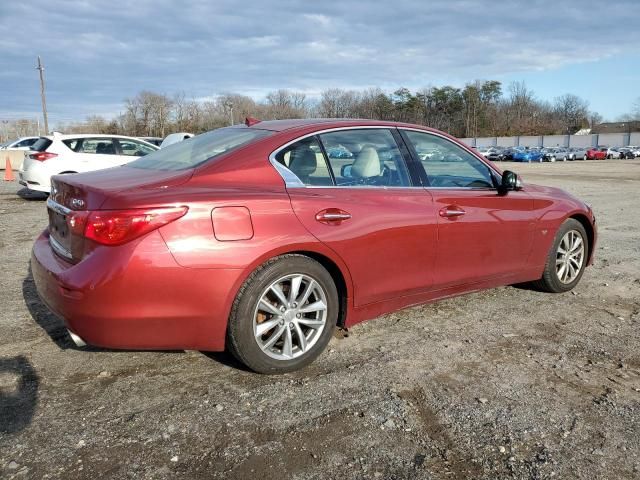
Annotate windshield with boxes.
[129,127,273,171]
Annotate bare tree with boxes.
[554,94,589,133]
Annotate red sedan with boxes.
[32,119,597,373]
[586,147,608,160]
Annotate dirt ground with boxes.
[0,159,639,479]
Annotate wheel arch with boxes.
[569,213,595,265]
[289,250,350,328]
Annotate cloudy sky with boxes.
[1,0,639,125]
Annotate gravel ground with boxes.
[0,160,639,479]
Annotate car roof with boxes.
[41,134,156,141]
[246,118,430,132]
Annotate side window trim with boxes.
[397,129,431,187]
[399,128,499,191]
[270,126,419,189]
[314,134,337,187]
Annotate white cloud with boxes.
[0,0,638,120]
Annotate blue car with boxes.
[512,148,543,162]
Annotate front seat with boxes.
[351,146,381,181]
[95,142,107,154]
[288,147,317,184]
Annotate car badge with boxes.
[71,198,85,209]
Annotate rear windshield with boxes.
[128,127,273,171]
[31,138,53,152]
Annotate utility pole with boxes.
[36,56,49,134]
[223,100,234,126]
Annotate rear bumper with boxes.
[31,230,243,351]
[18,168,50,192]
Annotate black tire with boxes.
[226,254,339,374]
[583,154,588,160]
[532,218,588,293]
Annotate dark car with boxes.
[32,119,597,374]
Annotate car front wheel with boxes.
[227,254,339,374]
[532,219,588,293]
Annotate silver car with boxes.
[567,147,588,160]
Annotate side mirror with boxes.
[499,170,521,194]
[341,164,353,178]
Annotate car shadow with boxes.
[16,188,48,201]
[0,356,39,434]
[22,265,78,350]
[201,351,254,372]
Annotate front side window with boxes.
[318,129,411,187]
[403,130,495,189]
[273,136,333,186]
[117,139,157,157]
[130,127,272,171]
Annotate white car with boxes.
[476,147,494,157]
[18,133,158,193]
[160,132,194,148]
[606,147,622,159]
[0,136,40,150]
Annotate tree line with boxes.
[13,81,640,140]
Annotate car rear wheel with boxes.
[226,254,339,374]
[583,154,588,160]
[532,218,588,293]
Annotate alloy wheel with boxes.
[253,274,328,360]
[555,230,585,284]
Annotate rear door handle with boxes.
[439,206,466,218]
[316,208,352,224]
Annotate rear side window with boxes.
[63,138,117,154]
[318,129,411,187]
[273,137,333,186]
[17,138,37,147]
[31,138,52,152]
[130,127,273,171]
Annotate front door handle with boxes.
[316,208,352,224]
[439,206,466,218]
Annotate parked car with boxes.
[542,148,569,162]
[486,147,506,162]
[618,148,635,159]
[32,119,596,374]
[513,148,544,162]
[501,147,517,161]
[627,146,640,157]
[0,136,40,151]
[326,145,353,159]
[586,147,608,160]
[18,134,159,193]
[476,147,493,157]
[138,136,163,147]
[566,147,588,160]
[605,147,622,159]
[160,132,194,148]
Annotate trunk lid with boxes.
[49,166,194,211]
[47,166,193,263]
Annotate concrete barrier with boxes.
[1,150,28,171]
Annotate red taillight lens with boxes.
[66,211,89,236]
[30,152,58,161]
[84,207,187,246]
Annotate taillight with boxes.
[30,152,58,161]
[83,207,187,246]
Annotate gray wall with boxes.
[459,133,635,148]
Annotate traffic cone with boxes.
[4,156,15,181]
